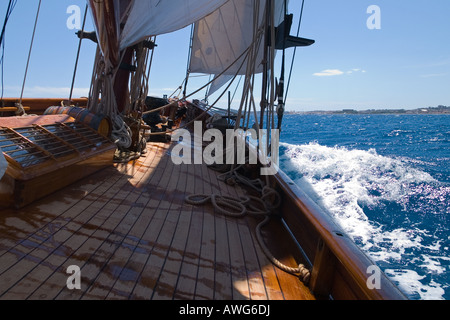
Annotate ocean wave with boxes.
[279,141,449,300]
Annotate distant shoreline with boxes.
[287,105,450,115]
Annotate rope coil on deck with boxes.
[185,186,311,284]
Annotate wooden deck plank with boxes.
[206,167,236,300]
[0,165,119,260]
[28,148,159,300]
[106,180,173,297]
[193,161,217,300]
[151,160,191,300]
[0,159,144,299]
[204,165,254,300]
[54,145,166,300]
[0,134,315,301]
[76,152,166,299]
[128,150,185,299]
[172,164,205,300]
[17,145,161,300]
[104,153,170,300]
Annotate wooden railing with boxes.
[1,98,89,115]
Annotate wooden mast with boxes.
[88,0,130,113]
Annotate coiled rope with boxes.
[185,186,311,284]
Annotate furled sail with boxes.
[88,0,122,67]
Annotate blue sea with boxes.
[278,114,449,300]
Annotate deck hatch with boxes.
[0,128,51,168]
[1,121,114,169]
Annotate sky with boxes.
[1,0,449,111]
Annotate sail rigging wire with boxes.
[142,43,254,117]
[147,41,253,136]
[284,0,305,105]
[19,0,42,110]
[69,4,89,102]
[183,23,195,99]
[0,0,18,102]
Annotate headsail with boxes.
[189,0,286,76]
[187,0,314,98]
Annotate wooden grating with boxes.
[0,122,112,169]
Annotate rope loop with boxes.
[185,190,311,284]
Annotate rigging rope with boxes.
[284,0,305,105]
[185,186,311,283]
[19,0,42,110]
[69,4,89,102]
[0,0,18,102]
[142,44,253,117]
[88,49,132,149]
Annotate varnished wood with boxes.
[1,98,89,115]
[0,117,116,209]
[0,138,313,300]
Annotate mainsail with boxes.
[88,0,230,66]
[120,0,231,50]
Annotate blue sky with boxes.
[1,0,449,111]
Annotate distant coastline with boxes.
[288,105,450,115]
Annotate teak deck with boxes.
[0,138,314,300]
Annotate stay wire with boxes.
[284,0,305,106]
[19,0,42,106]
[69,4,89,102]
[0,0,18,102]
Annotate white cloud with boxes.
[313,69,344,77]
[313,68,367,77]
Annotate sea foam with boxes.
[280,141,447,300]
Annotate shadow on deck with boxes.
[0,139,314,300]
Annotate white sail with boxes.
[189,0,287,76]
[120,0,231,50]
[207,74,234,97]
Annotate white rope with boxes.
[88,49,132,149]
[185,186,311,284]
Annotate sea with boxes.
[278,113,449,300]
